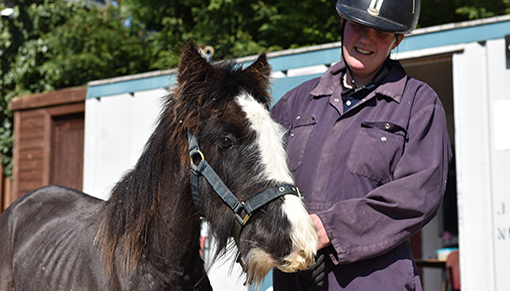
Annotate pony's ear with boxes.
[245,53,271,80]
[177,42,211,85]
[244,53,272,105]
[173,42,215,132]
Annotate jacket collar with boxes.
[310,60,407,103]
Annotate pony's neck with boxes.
[149,173,203,263]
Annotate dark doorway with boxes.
[51,113,85,190]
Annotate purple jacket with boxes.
[271,60,452,290]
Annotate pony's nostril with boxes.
[299,249,315,266]
[282,260,297,268]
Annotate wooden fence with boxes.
[1,87,86,214]
[0,158,13,213]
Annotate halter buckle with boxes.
[190,149,205,171]
[242,213,252,226]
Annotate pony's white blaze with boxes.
[235,93,293,184]
[279,195,317,270]
[236,93,318,279]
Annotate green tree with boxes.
[420,0,510,27]
[121,0,341,65]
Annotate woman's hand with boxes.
[310,214,331,250]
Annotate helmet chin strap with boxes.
[340,19,363,88]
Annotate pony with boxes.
[0,43,318,290]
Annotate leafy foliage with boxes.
[0,0,509,177]
[0,0,151,176]
[120,0,341,66]
[419,0,510,27]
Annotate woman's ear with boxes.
[393,34,404,49]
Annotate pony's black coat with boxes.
[0,43,299,290]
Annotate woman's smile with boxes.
[354,47,373,56]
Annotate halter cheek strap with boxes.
[187,131,302,246]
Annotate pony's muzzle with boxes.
[277,248,316,273]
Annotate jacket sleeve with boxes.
[318,84,452,264]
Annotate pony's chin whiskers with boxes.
[244,247,277,286]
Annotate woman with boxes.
[271,0,452,290]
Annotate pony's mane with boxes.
[95,43,273,275]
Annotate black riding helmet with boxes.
[336,0,420,34]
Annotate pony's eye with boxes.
[219,137,234,149]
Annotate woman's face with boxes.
[342,20,403,83]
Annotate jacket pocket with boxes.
[287,114,317,171]
[347,121,407,184]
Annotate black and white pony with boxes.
[0,43,317,290]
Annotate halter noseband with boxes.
[187,131,302,246]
